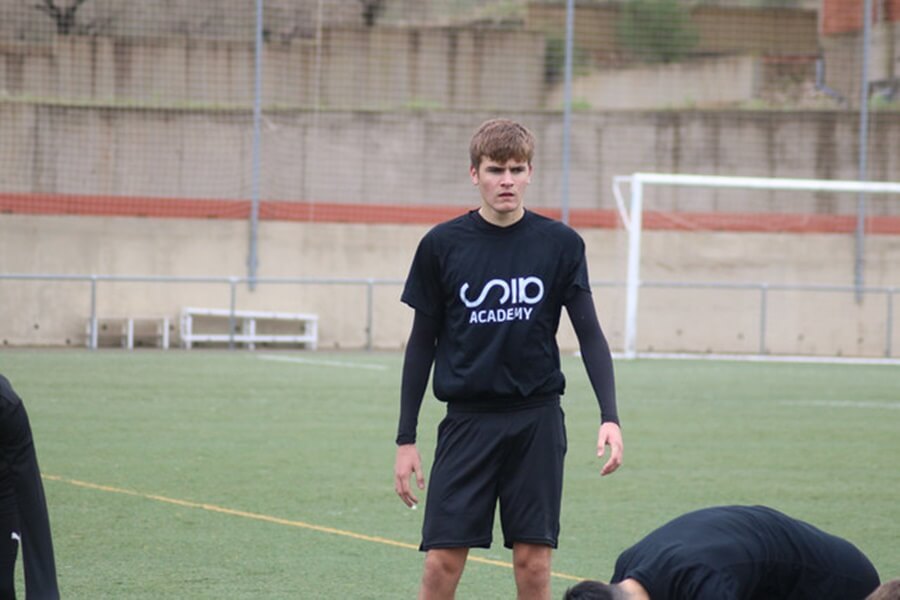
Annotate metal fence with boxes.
[640,280,897,358]
[2,1,898,359]
[1,274,895,358]
[0,274,403,352]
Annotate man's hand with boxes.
[394,443,425,508]
[597,422,623,476]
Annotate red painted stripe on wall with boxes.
[2,193,900,234]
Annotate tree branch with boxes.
[33,0,92,34]
[33,0,60,19]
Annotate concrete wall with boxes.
[0,28,545,111]
[0,216,423,351]
[2,106,899,214]
[545,55,760,110]
[2,213,899,357]
[2,102,899,357]
[0,23,848,114]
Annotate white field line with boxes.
[257,354,388,370]
[782,400,900,410]
[606,352,900,367]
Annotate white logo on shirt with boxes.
[459,277,544,308]
[460,277,544,324]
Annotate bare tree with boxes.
[33,0,90,35]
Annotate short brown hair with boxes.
[469,118,535,169]
[868,579,900,600]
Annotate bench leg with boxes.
[161,317,170,350]
[246,318,256,351]
[124,319,134,350]
[181,314,193,349]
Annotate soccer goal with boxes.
[611,173,900,359]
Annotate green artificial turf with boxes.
[1,350,897,598]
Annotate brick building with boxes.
[821,0,900,35]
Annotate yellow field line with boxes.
[43,474,584,582]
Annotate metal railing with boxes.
[0,273,896,357]
[0,274,404,351]
[638,280,897,358]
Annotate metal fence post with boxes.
[247,0,263,290]
[229,277,238,350]
[366,278,374,351]
[887,288,895,358]
[89,275,98,350]
[759,283,768,355]
[855,0,873,302]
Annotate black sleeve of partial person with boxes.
[0,378,60,599]
[395,310,438,445]
[565,290,619,426]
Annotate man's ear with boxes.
[470,165,479,185]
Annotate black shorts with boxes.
[420,398,567,551]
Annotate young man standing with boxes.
[393,118,623,599]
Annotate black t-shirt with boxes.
[611,505,880,600]
[402,209,590,403]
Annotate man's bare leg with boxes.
[512,542,552,600]
[419,547,469,600]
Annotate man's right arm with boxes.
[394,311,438,507]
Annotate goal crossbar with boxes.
[612,172,900,359]
[630,173,900,194]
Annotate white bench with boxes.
[179,308,318,350]
[86,317,170,350]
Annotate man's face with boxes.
[470,157,532,224]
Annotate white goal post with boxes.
[612,173,900,359]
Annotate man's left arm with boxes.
[564,290,623,476]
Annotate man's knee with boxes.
[422,548,468,588]
[513,543,552,585]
